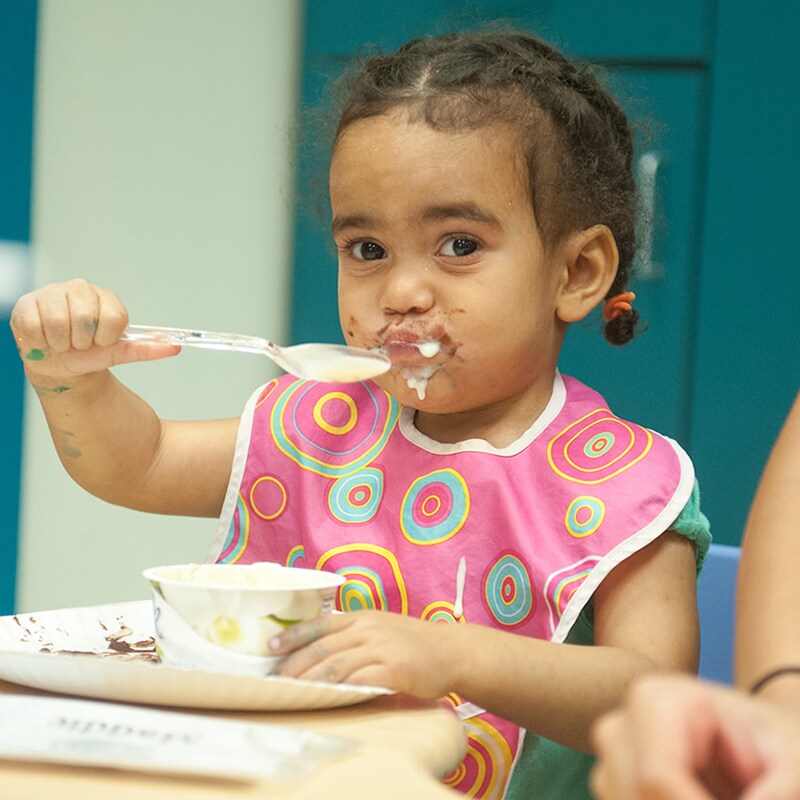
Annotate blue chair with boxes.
[697,543,741,684]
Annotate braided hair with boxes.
[332,30,640,345]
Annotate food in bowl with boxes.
[142,562,345,675]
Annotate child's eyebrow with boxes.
[420,203,501,227]
[332,213,377,235]
[332,203,501,235]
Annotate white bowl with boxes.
[142,562,345,676]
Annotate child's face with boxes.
[331,111,568,417]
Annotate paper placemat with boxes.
[0,694,354,782]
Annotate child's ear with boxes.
[556,225,619,323]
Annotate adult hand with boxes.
[269,610,459,698]
[590,674,800,800]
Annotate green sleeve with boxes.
[668,478,712,574]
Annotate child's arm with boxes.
[11,279,238,517]
[736,391,800,705]
[270,531,698,753]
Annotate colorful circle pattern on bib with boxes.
[442,712,514,799]
[249,475,288,521]
[255,378,280,409]
[547,408,653,484]
[216,494,249,564]
[327,467,384,524]
[564,495,605,538]
[483,552,534,627]
[544,555,601,635]
[317,543,408,614]
[271,380,398,478]
[400,468,470,545]
[286,544,305,568]
[421,599,466,624]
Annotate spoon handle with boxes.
[121,324,273,356]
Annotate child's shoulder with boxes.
[559,373,663,433]
[554,371,690,469]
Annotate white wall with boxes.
[16,0,302,611]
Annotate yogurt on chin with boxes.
[402,365,439,400]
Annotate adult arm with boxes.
[736,390,800,705]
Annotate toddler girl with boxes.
[11,30,710,800]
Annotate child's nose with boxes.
[380,263,435,316]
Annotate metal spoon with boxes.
[121,324,391,383]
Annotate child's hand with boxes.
[10,279,178,384]
[269,610,457,698]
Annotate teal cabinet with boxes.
[560,68,708,443]
[0,0,37,613]
[689,2,799,544]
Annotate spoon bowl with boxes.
[121,325,391,383]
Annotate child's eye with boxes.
[350,241,387,261]
[439,237,479,257]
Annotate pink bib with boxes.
[209,372,693,799]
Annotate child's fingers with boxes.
[110,340,180,366]
[93,285,129,347]
[34,281,83,353]
[64,279,106,351]
[11,280,131,358]
[10,290,47,351]
[25,279,96,353]
[270,616,339,654]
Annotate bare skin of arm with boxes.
[736,390,800,706]
[10,279,237,517]
[270,531,699,753]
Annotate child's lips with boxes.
[380,334,443,361]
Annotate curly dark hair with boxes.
[331,30,641,345]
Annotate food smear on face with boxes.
[416,340,441,358]
[402,366,439,400]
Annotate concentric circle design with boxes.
[286,545,305,568]
[312,391,357,435]
[316,543,408,614]
[327,467,384,524]
[544,556,601,634]
[421,600,466,624]
[249,475,288,521]
[483,554,534,627]
[339,567,389,611]
[442,715,514,799]
[585,431,615,458]
[564,495,605,538]
[547,408,653,484]
[400,469,470,545]
[216,494,249,564]
[271,381,398,478]
[254,379,280,410]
